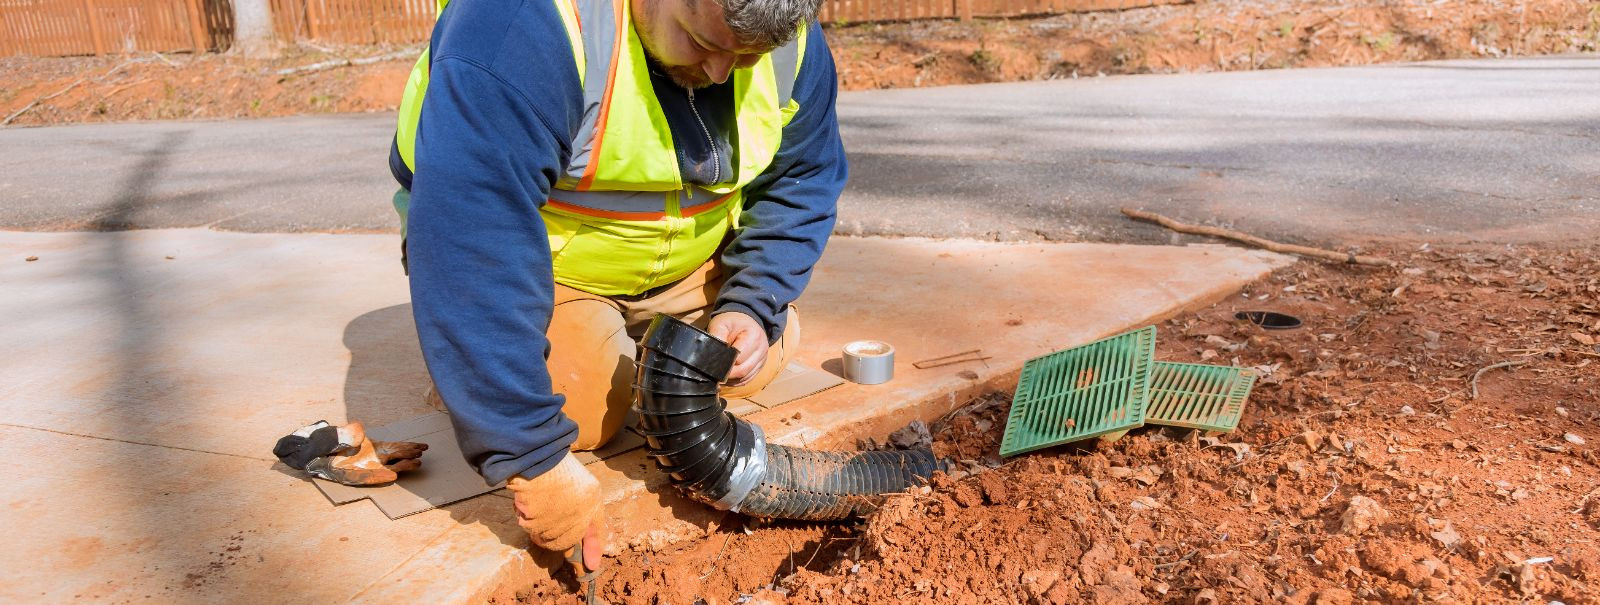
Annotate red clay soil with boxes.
[3,0,1597,127]
[501,243,1600,604]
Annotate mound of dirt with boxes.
[4,0,1596,127]
[503,242,1600,604]
[828,0,1600,89]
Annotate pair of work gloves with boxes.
[273,420,428,486]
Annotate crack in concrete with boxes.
[342,523,463,603]
[0,421,274,462]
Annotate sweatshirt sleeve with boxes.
[714,23,848,342]
[406,43,583,484]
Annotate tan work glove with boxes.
[507,452,607,571]
[274,420,428,486]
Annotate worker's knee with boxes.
[548,299,634,452]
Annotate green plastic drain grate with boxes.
[1001,326,1156,457]
[1144,361,1256,433]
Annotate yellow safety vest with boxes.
[396,0,806,296]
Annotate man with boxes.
[387,0,845,571]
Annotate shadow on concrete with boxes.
[338,302,575,585]
[820,357,847,380]
[340,303,432,427]
[90,130,192,594]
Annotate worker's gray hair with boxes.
[714,0,821,49]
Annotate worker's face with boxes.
[632,0,772,89]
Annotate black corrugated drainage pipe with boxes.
[634,314,944,520]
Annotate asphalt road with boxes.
[2,54,1596,244]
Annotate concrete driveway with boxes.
[2,54,1596,244]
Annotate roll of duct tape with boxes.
[841,340,895,385]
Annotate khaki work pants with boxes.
[548,258,799,450]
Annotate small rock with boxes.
[1450,440,1468,450]
[24,256,38,262]
[1428,520,1462,548]
[1400,405,1416,416]
[1131,465,1162,486]
[748,589,788,605]
[1555,407,1569,418]
[1282,460,1309,479]
[1566,433,1586,446]
[791,412,802,420]
[887,420,932,449]
[1020,569,1062,602]
[1193,588,1218,605]
[1339,495,1387,536]
[1296,430,1323,453]
[1129,496,1162,511]
[165,255,176,260]
[1200,349,1219,361]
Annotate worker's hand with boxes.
[507,453,608,570]
[708,311,768,386]
[275,420,428,486]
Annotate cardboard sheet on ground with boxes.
[312,412,502,519]
[731,361,846,412]
[314,363,843,517]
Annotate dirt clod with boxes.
[886,420,932,450]
[1339,495,1387,536]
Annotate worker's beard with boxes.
[633,0,714,89]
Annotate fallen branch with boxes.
[697,532,734,580]
[1319,470,1341,503]
[276,49,418,77]
[1470,360,1529,400]
[1120,207,1397,267]
[1153,549,1198,570]
[3,57,157,126]
[3,78,86,125]
[97,78,152,103]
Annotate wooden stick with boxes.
[1120,207,1396,267]
[274,48,417,77]
[1470,360,1528,400]
[3,78,85,126]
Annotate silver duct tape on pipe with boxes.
[842,340,895,385]
[718,423,769,512]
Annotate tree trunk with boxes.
[231,0,278,58]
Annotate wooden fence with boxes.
[0,0,230,56]
[2,0,1185,57]
[267,0,432,46]
[819,0,1186,23]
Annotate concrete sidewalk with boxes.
[0,229,1289,602]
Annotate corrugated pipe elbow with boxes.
[634,314,943,520]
